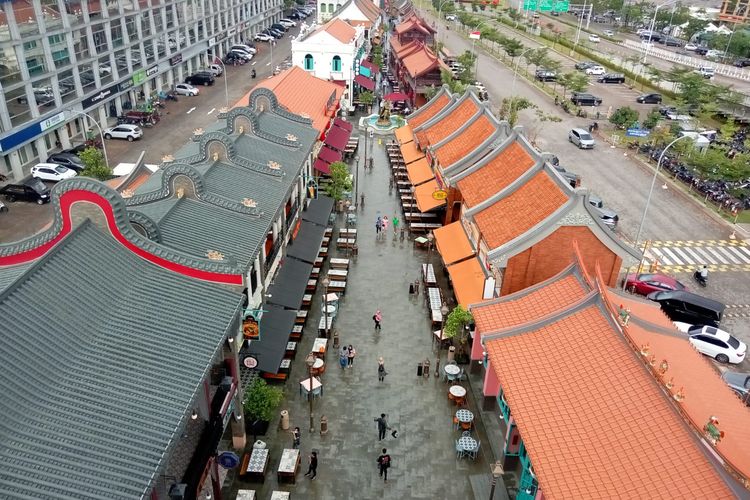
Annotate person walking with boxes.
[376,216,382,237]
[292,427,301,449]
[381,217,389,234]
[373,309,382,330]
[392,214,400,234]
[377,448,392,482]
[347,344,356,367]
[339,346,348,370]
[378,356,387,383]
[374,413,390,440]
[304,450,318,480]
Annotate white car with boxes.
[585,65,606,75]
[104,124,143,141]
[706,49,722,59]
[31,163,77,182]
[445,14,457,21]
[684,43,698,51]
[588,34,600,43]
[254,33,273,42]
[569,128,595,149]
[279,18,297,27]
[674,322,747,364]
[602,29,614,37]
[174,83,200,96]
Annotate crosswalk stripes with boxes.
[725,304,750,319]
[644,240,750,273]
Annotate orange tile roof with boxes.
[395,40,421,58]
[401,44,441,79]
[472,273,588,333]
[485,303,733,499]
[406,157,433,186]
[474,172,568,249]
[389,36,404,53]
[434,221,475,266]
[306,18,357,44]
[457,142,536,208]
[395,17,432,35]
[416,98,477,147]
[353,0,382,22]
[409,94,450,129]
[434,115,494,167]
[399,140,425,164]
[414,179,446,212]
[447,257,485,306]
[394,125,414,145]
[603,289,750,483]
[251,66,343,134]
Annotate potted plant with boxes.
[442,305,474,364]
[242,378,284,436]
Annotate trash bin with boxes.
[417,362,423,377]
[320,415,328,435]
[280,410,290,430]
[448,346,456,363]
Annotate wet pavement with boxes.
[222,121,505,499]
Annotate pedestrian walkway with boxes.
[644,239,750,273]
[223,122,496,499]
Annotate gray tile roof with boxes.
[0,221,243,499]
[0,262,32,294]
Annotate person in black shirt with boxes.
[377,448,391,482]
[304,451,318,480]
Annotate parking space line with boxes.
[208,108,216,115]
[187,107,196,114]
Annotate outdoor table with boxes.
[321,304,337,316]
[321,236,330,246]
[314,257,325,267]
[339,228,357,237]
[427,287,442,310]
[277,448,301,484]
[410,222,443,233]
[312,337,328,356]
[431,308,443,325]
[236,490,256,500]
[458,436,478,453]
[330,258,350,269]
[456,409,474,423]
[279,358,292,374]
[327,269,348,281]
[444,364,461,376]
[402,203,417,210]
[270,492,290,500]
[244,448,269,482]
[324,227,333,237]
[306,279,317,292]
[324,292,339,303]
[422,263,437,285]
[318,246,328,257]
[299,377,323,398]
[302,294,313,308]
[311,357,325,376]
[295,310,308,325]
[398,189,412,195]
[449,385,467,399]
[285,341,297,359]
[318,316,334,335]
[328,280,346,293]
[310,266,321,278]
[336,238,356,249]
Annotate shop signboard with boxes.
[169,54,183,66]
[132,69,147,85]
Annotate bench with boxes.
[306,279,317,292]
[285,341,297,358]
[405,212,439,222]
[330,257,350,269]
[289,324,304,341]
[410,222,443,233]
[310,266,321,278]
[262,371,288,382]
[302,294,313,308]
[295,310,308,325]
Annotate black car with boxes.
[47,153,86,172]
[597,73,625,83]
[271,23,287,32]
[185,72,215,86]
[663,37,683,47]
[695,46,709,56]
[647,290,725,327]
[0,178,51,204]
[636,93,662,104]
[570,92,603,106]
[574,60,596,70]
[734,58,750,67]
[535,69,557,82]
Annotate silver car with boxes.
[722,371,750,405]
[569,128,595,149]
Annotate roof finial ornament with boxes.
[206,250,224,261]
[703,416,723,445]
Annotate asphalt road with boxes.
[426,8,750,366]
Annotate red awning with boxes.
[324,124,351,151]
[318,145,342,164]
[313,158,331,175]
[361,60,380,73]
[384,92,410,102]
[333,117,353,132]
[354,74,375,91]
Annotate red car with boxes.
[624,273,686,295]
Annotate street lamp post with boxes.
[509,47,535,122]
[305,352,316,433]
[354,154,360,210]
[641,0,679,71]
[213,58,229,108]
[488,461,505,500]
[469,21,492,77]
[322,276,331,338]
[64,108,110,169]
[435,0,453,46]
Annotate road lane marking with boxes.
[187,107,196,114]
[208,108,215,115]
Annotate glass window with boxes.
[97,56,113,85]
[58,69,77,104]
[26,55,47,77]
[111,23,124,48]
[304,54,314,70]
[115,48,128,73]
[131,46,144,70]
[42,0,64,31]
[140,12,152,37]
[0,45,23,86]
[144,42,156,64]
[332,55,341,71]
[14,2,41,37]
[153,10,164,32]
[92,23,108,53]
[320,4,326,12]
[73,28,91,61]
[107,0,120,17]
[52,48,71,69]
[64,2,85,27]
[5,86,33,128]
[125,16,138,40]
[328,3,334,13]
[86,0,102,19]
[80,67,97,94]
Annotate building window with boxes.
[328,3,334,13]
[331,55,341,72]
[304,54,314,70]
[320,3,326,12]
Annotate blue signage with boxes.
[218,451,240,469]
[626,128,650,137]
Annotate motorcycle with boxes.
[693,269,708,288]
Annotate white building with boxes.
[318,0,382,35]
[292,18,366,101]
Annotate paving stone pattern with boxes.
[223,129,492,499]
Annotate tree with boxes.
[243,378,284,422]
[498,96,535,127]
[502,38,525,59]
[442,305,474,360]
[609,106,639,129]
[720,117,740,142]
[324,161,352,201]
[528,108,562,144]
[643,109,662,129]
[79,146,112,181]
[359,90,375,112]
[683,18,710,42]
[440,68,467,94]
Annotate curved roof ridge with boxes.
[414,87,483,136]
[450,130,522,183]
[0,179,244,282]
[407,86,455,129]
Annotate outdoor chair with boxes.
[455,439,466,459]
[460,421,472,432]
[469,440,481,460]
[453,416,460,431]
[462,431,472,437]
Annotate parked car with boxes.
[575,60,596,70]
[568,128,595,149]
[706,49,722,59]
[271,23,287,32]
[445,14,457,21]
[585,65,606,75]
[602,29,615,36]
[663,37,683,47]
[695,46,709,55]
[734,57,750,67]
[279,18,297,27]
[47,153,85,172]
[0,178,51,204]
[684,43,698,51]
[593,206,618,229]
[231,44,257,54]
[103,124,143,141]
[647,290,725,327]
[185,72,215,86]
[624,273,686,295]
[636,93,662,104]
[570,92,602,106]
[696,66,715,79]
[229,50,253,61]
[673,323,747,364]
[597,73,625,83]
[721,371,750,405]
[174,83,200,96]
[588,34,600,43]
[535,69,557,82]
[31,163,77,182]
[202,64,223,76]
[254,33,273,42]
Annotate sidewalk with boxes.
[222,117,503,499]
